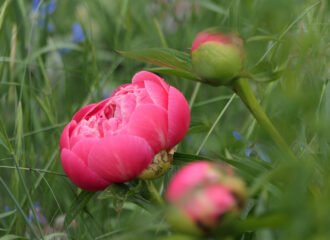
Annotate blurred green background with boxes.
[0,0,329,239]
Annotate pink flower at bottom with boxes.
[60,71,190,191]
[165,161,246,233]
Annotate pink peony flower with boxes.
[60,71,190,191]
[165,161,246,233]
[191,31,244,86]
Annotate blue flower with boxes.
[46,0,57,15]
[245,147,253,157]
[32,0,40,12]
[72,23,85,43]
[32,0,57,15]
[232,130,242,141]
[32,0,57,32]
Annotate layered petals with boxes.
[166,161,213,202]
[61,149,109,191]
[59,121,76,149]
[165,161,246,233]
[167,87,190,148]
[126,104,168,153]
[88,135,153,182]
[59,71,190,191]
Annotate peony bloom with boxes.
[191,31,244,86]
[60,71,190,191]
[165,161,246,234]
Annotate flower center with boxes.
[73,84,151,138]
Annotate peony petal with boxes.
[83,98,109,120]
[191,32,232,52]
[126,104,168,153]
[73,99,109,122]
[203,185,235,219]
[167,86,190,148]
[184,185,234,222]
[166,161,212,202]
[109,83,130,98]
[144,80,168,109]
[71,138,99,165]
[88,135,154,183]
[59,121,76,150]
[132,71,169,92]
[61,149,110,191]
[72,103,97,122]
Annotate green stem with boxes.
[232,78,296,161]
[145,180,165,206]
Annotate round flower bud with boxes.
[191,31,244,86]
[165,161,247,234]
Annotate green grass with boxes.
[0,0,330,239]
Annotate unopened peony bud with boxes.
[191,31,244,86]
[165,161,246,234]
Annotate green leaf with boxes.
[221,155,271,177]
[14,102,23,161]
[0,235,26,240]
[0,116,12,153]
[237,213,288,231]
[118,48,192,72]
[0,209,16,219]
[173,152,209,165]
[0,0,11,34]
[98,183,153,211]
[188,122,209,134]
[64,191,96,227]
[199,1,228,15]
[146,67,199,81]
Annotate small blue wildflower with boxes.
[32,0,57,32]
[72,23,85,43]
[46,0,57,15]
[245,147,253,157]
[32,0,57,15]
[32,0,41,12]
[232,130,242,141]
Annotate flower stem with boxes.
[145,180,165,206]
[232,78,296,161]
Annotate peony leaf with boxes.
[173,152,210,165]
[118,48,193,73]
[146,67,200,81]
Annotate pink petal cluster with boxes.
[191,32,234,52]
[166,161,245,231]
[191,31,243,53]
[60,71,190,191]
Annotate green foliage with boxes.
[0,0,329,239]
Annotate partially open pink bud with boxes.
[191,31,244,86]
[165,161,246,234]
[59,71,190,191]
